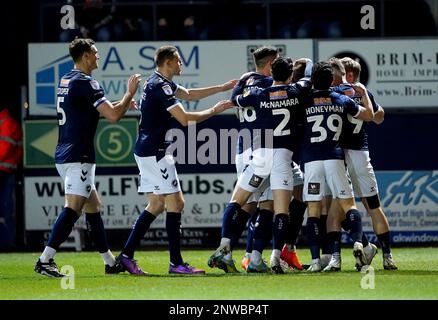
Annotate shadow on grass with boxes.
[105,269,438,278]
[3,269,438,281]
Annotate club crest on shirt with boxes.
[90,80,100,90]
[246,77,255,86]
[162,84,173,95]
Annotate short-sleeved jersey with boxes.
[134,71,180,157]
[300,90,361,163]
[230,72,273,154]
[234,84,303,151]
[332,83,380,150]
[55,69,107,164]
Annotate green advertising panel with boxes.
[24,118,138,168]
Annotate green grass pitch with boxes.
[1,248,437,300]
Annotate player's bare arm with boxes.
[97,74,141,122]
[350,82,374,121]
[373,105,385,125]
[169,100,234,126]
[175,79,238,101]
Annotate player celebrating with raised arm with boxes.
[116,45,236,275]
[35,38,141,277]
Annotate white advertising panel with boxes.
[319,39,438,108]
[28,40,313,116]
[25,173,237,230]
[25,171,438,244]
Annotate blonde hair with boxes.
[328,57,346,78]
[340,57,361,82]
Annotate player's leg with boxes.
[281,162,306,270]
[346,149,392,269]
[336,197,368,269]
[35,163,90,277]
[247,199,273,273]
[241,201,258,270]
[83,190,123,274]
[302,192,332,270]
[287,185,306,251]
[322,198,343,272]
[209,149,270,273]
[319,193,332,268]
[270,188,292,274]
[164,191,205,275]
[236,148,257,268]
[363,196,397,270]
[267,149,294,274]
[303,160,325,272]
[117,192,163,276]
[208,184,253,273]
[117,154,171,275]
[325,159,368,270]
[306,201,322,272]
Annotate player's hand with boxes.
[127,73,142,97]
[213,100,234,113]
[129,99,139,110]
[350,82,367,95]
[221,79,238,91]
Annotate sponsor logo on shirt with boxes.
[313,97,332,105]
[269,90,287,100]
[60,79,70,87]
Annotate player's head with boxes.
[253,46,279,73]
[155,45,182,76]
[271,57,293,82]
[311,61,333,90]
[292,58,308,83]
[69,38,99,71]
[328,57,345,85]
[340,57,361,83]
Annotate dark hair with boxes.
[253,46,279,69]
[155,45,178,67]
[311,61,333,90]
[69,38,95,62]
[271,57,293,82]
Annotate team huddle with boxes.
[34,39,397,278]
